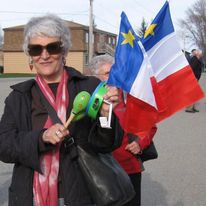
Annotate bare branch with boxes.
[179,0,206,61]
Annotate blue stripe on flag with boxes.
[107,12,144,93]
[141,1,174,52]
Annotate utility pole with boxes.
[89,0,94,63]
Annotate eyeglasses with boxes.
[28,41,63,56]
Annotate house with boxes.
[0,47,3,73]
[2,20,117,74]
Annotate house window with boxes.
[112,37,116,45]
[108,37,111,45]
[85,32,89,43]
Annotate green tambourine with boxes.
[86,81,107,119]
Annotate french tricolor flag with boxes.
[108,2,204,134]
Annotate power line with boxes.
[0,10,88,15]
[94,15,118,31]
[0,10,89,28]
[132,0,155,15]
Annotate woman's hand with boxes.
[100,86,119,117]
[125,141,142,155]
[42,123,69,145]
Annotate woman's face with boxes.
[29,36,64,83]
[96,63,112,81]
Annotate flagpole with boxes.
[89,0,94,62]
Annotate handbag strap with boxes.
[35,83,77,156]
[35,84,63,125]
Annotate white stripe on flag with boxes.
[146,32,189,82]
[130,42,157,108]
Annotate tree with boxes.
[137,18,148,38]
[179,0,206,61]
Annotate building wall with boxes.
[0,50,3,66]
[70,29,85,51]
[4,52,29,73]
[4,51,84,74]
[66,52,84,73]
[3,29,23,51]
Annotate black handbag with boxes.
[128,133,158,162]
[77,145,135,206]
[36,85,136,206]
[140,141,158,162]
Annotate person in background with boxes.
[183,50,192,63]
[89,54,157,206]
[190,49,203,81]
[185,49,203,113]
[191,49,198,58]
[0,14,122,206]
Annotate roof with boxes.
[3,20,117,36]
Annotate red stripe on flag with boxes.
[150,76,166,112]
[123,94,158,134]
[157,65,204,122]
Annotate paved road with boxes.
[0,75,206,206]
[141,74,206,206]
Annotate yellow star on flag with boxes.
[144,24,157,38]
[121,30,135,48]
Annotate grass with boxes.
[0,73,35,78]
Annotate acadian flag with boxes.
[108,1,204,134]
[141,1,204,122]
[107,12,159,133]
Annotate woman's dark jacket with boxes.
[0,67,123,206]
[189,56,202,80]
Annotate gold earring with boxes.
[29,58,33,71]
[63,57,66,66]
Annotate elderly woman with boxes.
[0,14,122,206]
[89,54,158,206]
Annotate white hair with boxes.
[23,14,71,56]
[89,54,114,75]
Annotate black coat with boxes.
[189,56,202,80]
[0,67,123,206]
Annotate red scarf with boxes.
[33,70,69,206]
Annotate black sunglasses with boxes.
[28,41,63,56]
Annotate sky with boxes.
[0,0,196,50]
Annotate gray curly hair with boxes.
[89,54,114,75]
[23,14,71,56]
